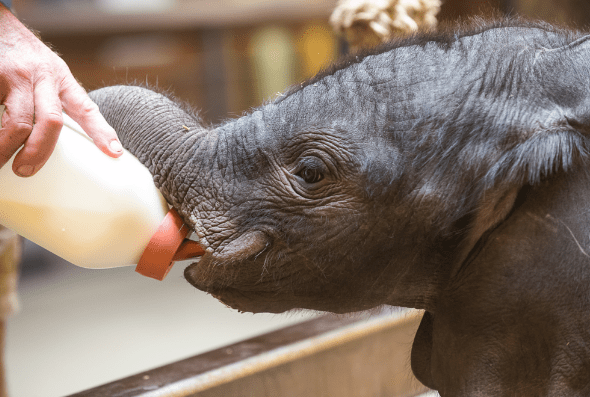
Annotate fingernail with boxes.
[110,140,123,153]
[16,165,35,177]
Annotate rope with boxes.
[330,0,441,51]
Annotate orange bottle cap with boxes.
[136,208,205,280]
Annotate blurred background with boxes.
[6,0,590,396]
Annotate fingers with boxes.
[0,72,123,178]
[0,87,34,172]
[0,10,121,178]
[59,74,123,158]
[11,74,63,177]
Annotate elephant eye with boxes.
[298,167,324,184]
[295,156,327,185]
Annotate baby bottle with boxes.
[0,106,203,280]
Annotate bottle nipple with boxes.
[136,208,205,280]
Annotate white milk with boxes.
[0,107,170,268]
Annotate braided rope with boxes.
[330,0,441,51]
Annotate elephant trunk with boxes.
[88,85,207,213]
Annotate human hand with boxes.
[0,4,123,177]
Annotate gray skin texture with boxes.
[89,18,590,396]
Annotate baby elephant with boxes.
[90,18,590,396]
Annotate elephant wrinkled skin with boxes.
[89,19,590,396]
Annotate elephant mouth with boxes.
[182,230,297,313]
[183,257,297,314]
[183,254,352,314]
[182,230,344,313]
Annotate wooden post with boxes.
[0,226,20,397]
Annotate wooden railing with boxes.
[68,308,430,397]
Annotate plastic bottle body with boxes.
[0,113,169,268]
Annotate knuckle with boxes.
[43,112,64,131]
[78,97,99,115]
[35,64,54,78]
[16,140,50,164]
[54,57,70,72]
[13,67,34,82]
[11,121,34,137]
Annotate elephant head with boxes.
[89,19,590,395]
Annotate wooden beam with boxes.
[67,309,429,397]
[16,0,335,35]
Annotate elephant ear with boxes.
[425,35,590,290]
[531,35,590,121]
[413,165,590,394]
[483,35,590,190]
[410,37,590,392]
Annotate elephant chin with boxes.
[211,289,296,314]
